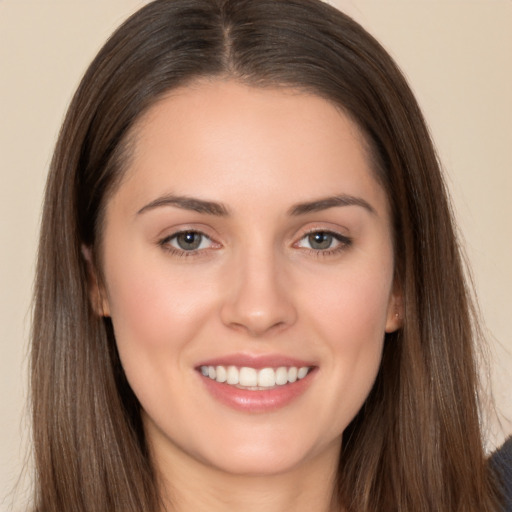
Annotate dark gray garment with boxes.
[491,436,512,511]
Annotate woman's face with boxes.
[95,80,401,477]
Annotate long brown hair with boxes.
[31,0,501,510]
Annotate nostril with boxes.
[219,260,298,334]
[221,306,296,337]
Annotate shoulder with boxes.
[491,437,512,511]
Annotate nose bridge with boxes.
[220,241,296,336]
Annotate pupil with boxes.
[309,232,332,250]
[177,232,201,250]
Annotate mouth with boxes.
[196,357,317,412]
[199,364,313,390]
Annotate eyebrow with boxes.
[288,194,376,216]
[137,195,229,216]
[136,193,375,217]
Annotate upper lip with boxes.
[196,353,316,370]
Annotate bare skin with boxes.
[153,428,341,512]
[93,79,400,512]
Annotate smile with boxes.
[199,365,312,389]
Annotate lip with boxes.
[196,353,317,413]
[196,353,316,370]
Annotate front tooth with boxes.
[239,367,258,387]
[288,367,298,383]
[208,366,216,379]
[216,365,227,383]
[297,367,309,379]
[258,368,276,387]
[226,366,239,385]
[275,367,288,385]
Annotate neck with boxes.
[152,438,342,512]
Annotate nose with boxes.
[220,250,297,337]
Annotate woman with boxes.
[31,0,507,510]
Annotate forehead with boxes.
[115,79,388,218]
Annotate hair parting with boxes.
[31,1,502,510]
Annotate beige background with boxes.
[1,0,511,509]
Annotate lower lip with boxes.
[198,370,316,413]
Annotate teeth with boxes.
[226,366,239,385]
[200,365,312,389]
[297,367,309,379]
[258,368,276,387]
[216,365,227,383]
[276,366,288,385]
[239,367,258,387]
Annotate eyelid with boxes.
[293,226,352,254]
[158,227,222,257]
[156,224,351,258]
[168,231,213,250]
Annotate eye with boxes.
[303,232,335,250]
[295,230,351,253]
[162,231,213,252]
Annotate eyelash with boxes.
[158,229,352,258]
[294,229,352,257]
[158,230,216,258]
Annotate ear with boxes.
[385,280,403,333]
[81,245,110,317]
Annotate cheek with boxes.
[306,261,393,349]
[298,261,392,427]
[102,255,225,428]
[106,255,210,338]
[102,254,221,387]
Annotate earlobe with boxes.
[81,245,110,317]
[385,286,403,333]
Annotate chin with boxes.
[202,449,312,477]
[191,427,338,477]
